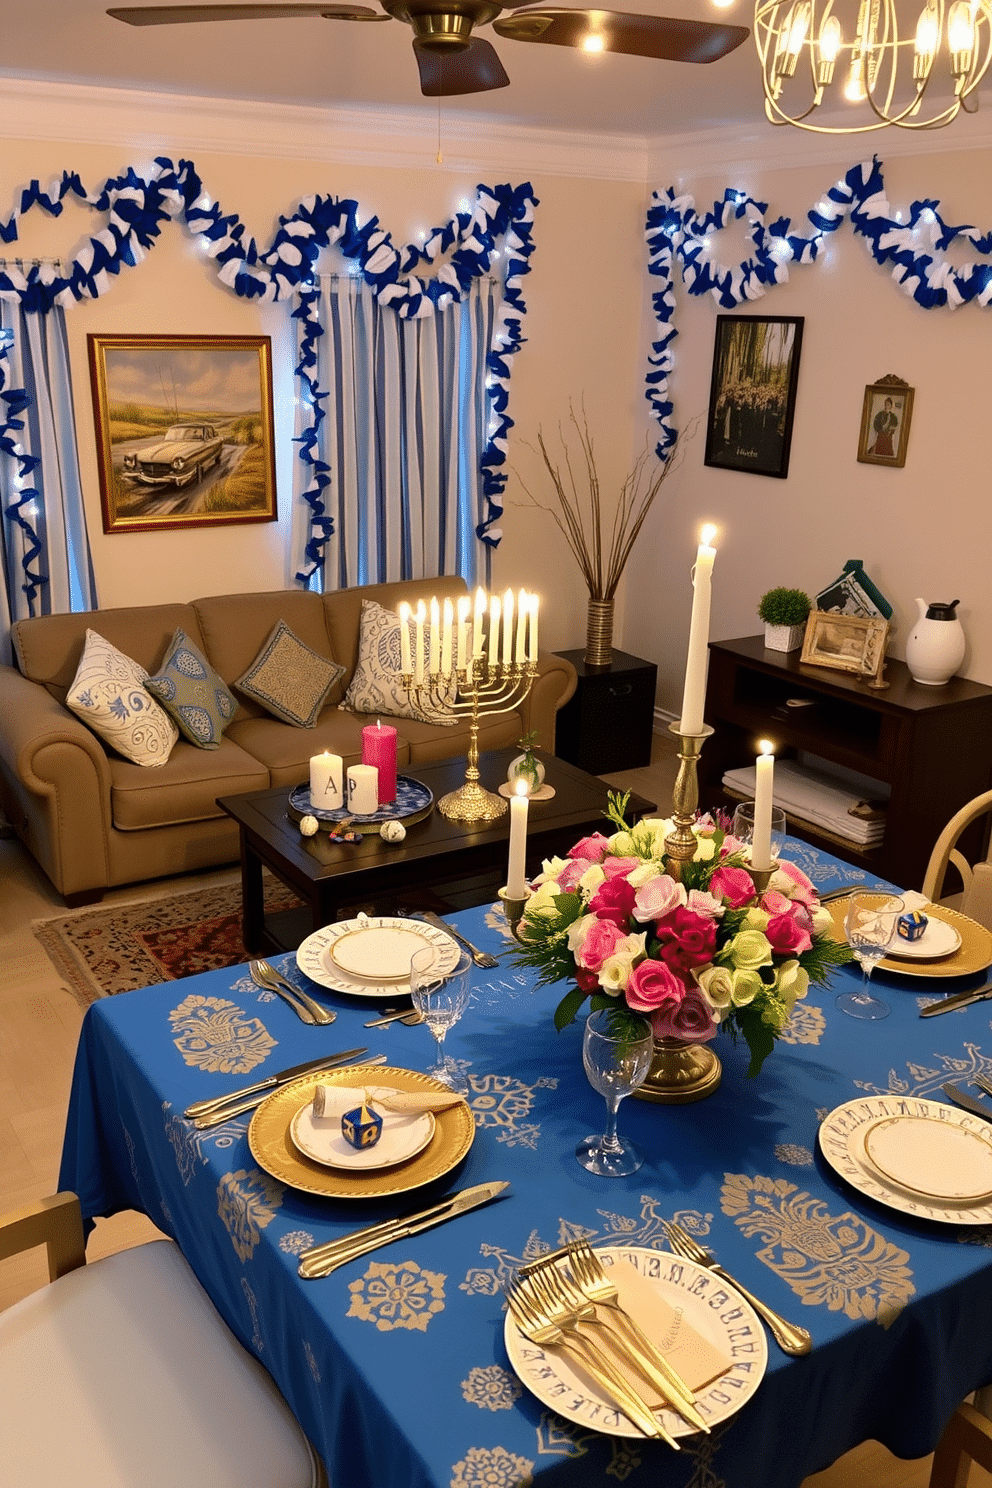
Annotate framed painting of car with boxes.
[88,334,277,533]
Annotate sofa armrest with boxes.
[516,652,578,754]
[0,664,114,897]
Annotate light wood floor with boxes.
[0,733,968,1488]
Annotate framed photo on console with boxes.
[89,334,277,534]
[704,314,804,479]
[801,610,890,684]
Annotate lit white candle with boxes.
[456,595,469,669]
[441,597,454,675]
[414,600,426,685]
[502,588,514,666]
[347,763,379,816]
[751,739,775,871]
[309,750,343,810]
[528,594,539,661]
[429,597,440,674]
[515,588,528,663]
[678,523,718,736]
[488,595,501,667]
[506,778,529,899]
[398,602,412,675]
[473,587,487,658]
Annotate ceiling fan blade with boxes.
[492,8,748,63]
[415,37,510,95]
[107,4,388,24]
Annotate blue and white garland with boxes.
[0,328,45,611]
[0,159,537,586]
[645,156,992,459]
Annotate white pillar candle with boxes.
[473,587,487,659]
[515,588,528,664]
[441,597,454,675]
[502,588,514,666]
[429,597,440,674]
[751,740,775,871]
[678,524,718,737]
[488,595,501,667]
[347,763,379,816]
[414,600,426,685]
[398,602,412,675]
[506,778,530,899]
[528,594,539,662]
[309,750,343,810]
[456,595,469,669]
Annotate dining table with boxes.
[58,837,992,1488]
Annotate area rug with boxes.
[33,878,302,1007]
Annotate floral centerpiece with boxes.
[509,794,852,1077]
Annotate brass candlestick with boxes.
[499,885,531,940]
[664,721,714,877]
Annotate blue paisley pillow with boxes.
[146,629,237,749]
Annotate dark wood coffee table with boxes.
[217,747,656,954]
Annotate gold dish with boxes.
[248,1065,475,1199]
[825,898,992,978]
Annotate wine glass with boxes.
[409,945,472,1096]
[837,892,905,1021]
[732,802,788,863]
[575,1008,655,1177]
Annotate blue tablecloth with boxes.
[60,840,992,1488]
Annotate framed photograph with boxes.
[88,334,277,534]
[801,610,890,683]
[857,376,914,467]
[704,314,805,479]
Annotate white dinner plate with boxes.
[290,1090,435,1171]
[819,1095,992,1223]
[296,916,461,998]
[886,916,962,961]
[503,1245,767,1440]
[328,925,436,982]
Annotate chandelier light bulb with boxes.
[844,54,869,98]
[914,4,939,55]
[819,13,843,57]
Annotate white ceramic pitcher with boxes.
[905,598,965,685]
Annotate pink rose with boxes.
[776,860,819,907]
[633,874,686,924]
[760,890,793,916]
[765,910,812,956]
[576,917,628,972]
[602,856,640,880]
[720,833,746,858]
[556,858,594,892]
[625,958,687,1014]
[654,906,718,973]
[650,987,718,1043]
[686,888,724,919]
[567,833,611,863]
[588,876,636,928]
[709,865,757,909]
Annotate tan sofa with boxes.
[0,577,576,906]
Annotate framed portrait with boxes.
[703,314,805,479]
[88,334,278,534]
[857,376,914,468]
[801,610,890,683]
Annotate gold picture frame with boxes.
[88,334,277,533]
[801,610,890,682]
[857,375,914,468]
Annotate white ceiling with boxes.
[0,0,767,138]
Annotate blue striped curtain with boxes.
[294,274,497,592]
[0,297,96,663]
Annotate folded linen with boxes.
[723,760,886,847]
[312,1083,463,1118]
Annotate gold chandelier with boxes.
[755,0,992,131]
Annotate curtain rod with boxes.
[0,257,63,268]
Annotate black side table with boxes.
[554,649,658,774]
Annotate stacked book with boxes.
[722,759,887,848]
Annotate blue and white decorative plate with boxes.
[288,775,433,835]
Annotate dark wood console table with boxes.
[699,635,992,891]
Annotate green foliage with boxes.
[799,932,855,981]
[757,587,812,626]
[603,790,632,833]
[511,890,585,991]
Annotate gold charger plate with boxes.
[825,898,992,978]
[248,1065,475,1199]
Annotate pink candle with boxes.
[362,720,398,805]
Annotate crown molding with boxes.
[0,73,648,183]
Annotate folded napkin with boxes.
[311,1083,464,1119]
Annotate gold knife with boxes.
[192,1054,388,1128]
[184,1046,371,1119]
[298,1181,510,1278]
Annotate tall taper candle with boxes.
[456,595,469,669]
[502,588,514,666]
[414,601,426,685]
[678,524,718,736]
[398,602,412,675]
[473,587,486,659]
[441,597,453,675]
[515,589,528,663]
[488,595,501,667]
[506,778,529,899]
[362,720,398,805]
[309,750,343,810]
[429,597,440,674]
[751,740,775,871]
[528,594,539,661]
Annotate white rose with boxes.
[693,835,717,863]
[777,959,810,1009]
[526,880,561,918]
[566,913,597,954]
[534,855,568,885]
[627,861,663,888]
[743,906,770,932]
[695,964,733,1011]
[608,831,636,856]
[810,904,833,935]
[578,863,607,893]
[729,969,765,1006]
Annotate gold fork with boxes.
[974,1072,992,1100]
[664,1222,813,1357]
[503,1277,671,1443]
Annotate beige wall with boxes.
[621,146,992,711]
[1,132,645,655]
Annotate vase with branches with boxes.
[516,405,690,667]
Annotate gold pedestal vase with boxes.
[635,1037,722,1104]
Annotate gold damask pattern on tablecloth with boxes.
[775,1143,814,1166]
[778,1003,825,1045]
[216,1166,283,1261]
[467,1074,558,1150]
[347,1260,446,1332]
[462,1366,521,1410]
[450,1446,533,1488]
[721,1172,915,1327]
[853,1040,992,1100]
[279,1229,315,1255]
[169,993,276,1073]
[240,1275,264,1352]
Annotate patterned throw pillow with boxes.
[146,629,238,750]
[235,619,345,728]
[341,599,457,726]
[66,629,179,767]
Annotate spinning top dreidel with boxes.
[341,1100,383,1150]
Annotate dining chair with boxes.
[929,1400,992,1488]
[922,789,992,933]
[0,1192,326,1488]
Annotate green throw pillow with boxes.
[146,629,238,750]
[235,619,344,728]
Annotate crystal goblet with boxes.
[409,944,472,1096]
[576,1008,654,1177]
[837,891,905,1021]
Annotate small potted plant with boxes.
[758,587,812,652]
[507,729,545,793]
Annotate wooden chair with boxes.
[922,789,992,932]
[930,1401,992,1488]
[0,1193,326,1487]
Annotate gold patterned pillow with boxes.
[235,620,344,728]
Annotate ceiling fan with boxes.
[107,3,749,98]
